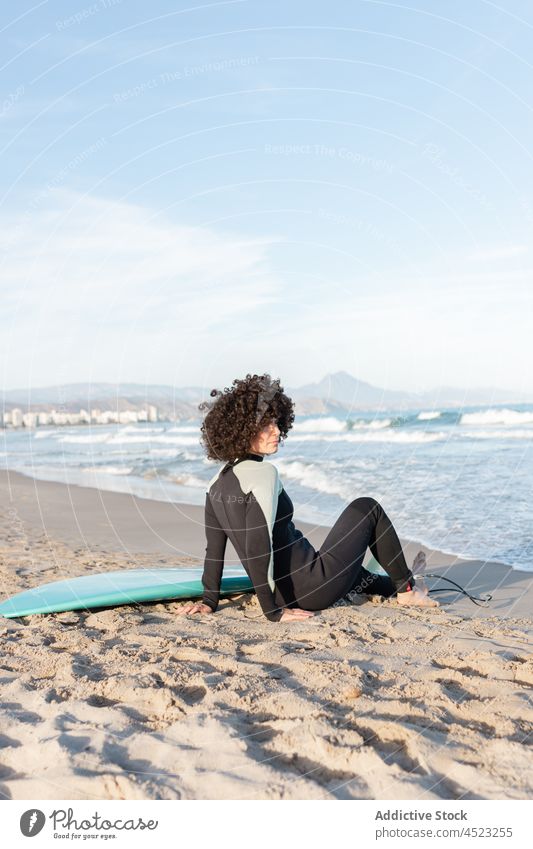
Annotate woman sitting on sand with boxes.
[179,373,438,623]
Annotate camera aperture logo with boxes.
[20,809,46,837]
[20,807,159,839]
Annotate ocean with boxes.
[2,404,532,572]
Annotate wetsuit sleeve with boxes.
[201,492,228,612]
[244,463,284,622]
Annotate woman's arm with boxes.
[241,462,284,622]
[200,491,228,612]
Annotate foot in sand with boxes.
[398,552,439,606]
[397,585,439,607]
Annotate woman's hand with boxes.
[177,602,214,616]
[279,608,315,622]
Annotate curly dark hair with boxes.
[198,373,295,462]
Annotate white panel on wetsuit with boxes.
[232,461,282,592]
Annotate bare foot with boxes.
[397,585,439,608]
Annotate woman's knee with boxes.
[349,496,380,513]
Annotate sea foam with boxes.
[417,411,441,421]
[460,408,533,426]
[58,433,112,444]
[293,417,347,432]
[83,465,133,476]
[288,431,446,444]
[274,459,353,499]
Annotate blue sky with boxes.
[1,0,532,395]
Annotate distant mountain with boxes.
[287,371,531,412]
[1,373,530,419]
[287,371,421,410]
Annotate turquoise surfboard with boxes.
[0,567,254,619]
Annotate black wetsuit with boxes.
[201,452,415,622]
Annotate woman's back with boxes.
[204,452,316,619]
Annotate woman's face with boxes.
[249,419,281,456]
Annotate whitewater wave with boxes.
[460,408,533,426]
[182,450,201,461]
[461,428,533,440]
[417,411,442,421]
[293,417,392,432]
[58,433,112,444]
[108,434,200,446]
[274,459,352,499]
[293,417,347,432]
[83,465,133,476]
[148,448,185,458]
[349,418,392,430]
[34,429,61,439]
[117,426,165,435]
[289,431,447,444]
[143,469,205,487]
[168,473,206,488]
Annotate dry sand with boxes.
[0,469,532,800]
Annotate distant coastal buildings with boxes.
[1,374,529,427]
[2,405,159,429]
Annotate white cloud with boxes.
[1,191,532,394]
[0,189,282,386]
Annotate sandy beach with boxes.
[0,468,532,801]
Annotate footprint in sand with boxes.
[0,702,43,724]
[0,733,21,750]
[86,695,118,708]
[436,677,479,703]
[236,641,272,657]
[178,685,207,705]
[71,654,105,682]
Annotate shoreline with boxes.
[4,465,532,580]
[1,468,531,620]
[1,467,532,800]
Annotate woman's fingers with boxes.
[281,608,316,621]
[176,602,211,615]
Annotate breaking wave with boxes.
[417,411,441,421]
[460,408,533,426]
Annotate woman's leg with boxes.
[326,496,413,588]
[350,567,396,597]
[303,497,414,609]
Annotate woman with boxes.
[179,373,438,623]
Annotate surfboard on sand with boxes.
[0,567,254,619]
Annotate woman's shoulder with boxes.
[206,466,224,493]
[232,459,280,492]
[206,459,279,489]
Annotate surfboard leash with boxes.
[421,573,493,607]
